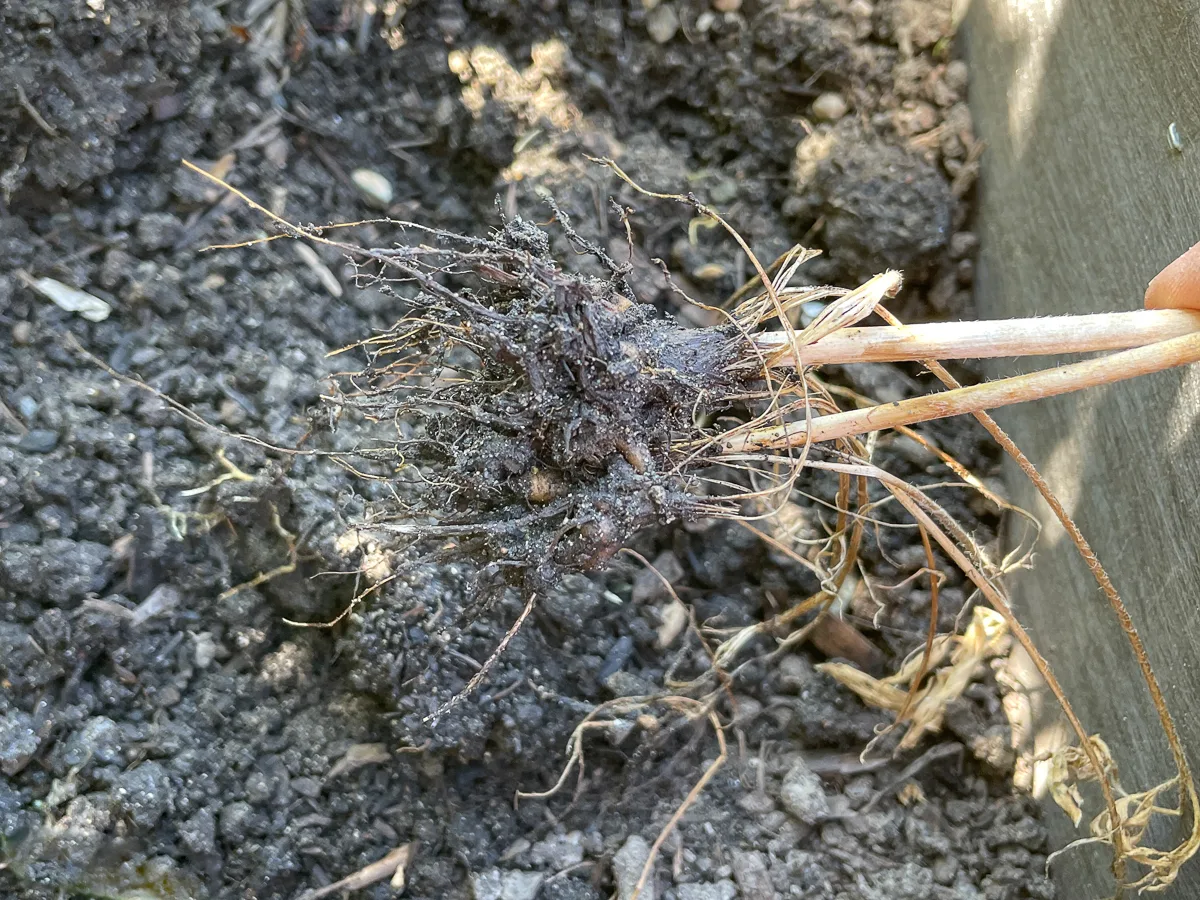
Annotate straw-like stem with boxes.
[758,309,1200,366]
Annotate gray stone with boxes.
[737,791,776,816]
[677,881,736,900]
[219,800,253,842]
[22,795,112,880]
[778,758,829,825]
[500,870,545,900]
[473,868,504,900]
[529,830,584,869]
[542,574,604,631]
[136,212,183,251]
[18,429,59,453]
[631,551,684,603]
[111,760,172,828]
[730,850,773,900]
[63,716,123,767]
[0,709,39,775]
[291,776,321,798]
[865,862,936,900]
[613,834,655,900]
[179,807,217,856]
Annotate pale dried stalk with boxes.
[759,309,1200,366]
[726,330,1200,452]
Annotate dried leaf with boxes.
[817,661,909,712]
[1047,750,1085,827]
[883,634,954,686]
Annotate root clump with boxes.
[331,215,750,589]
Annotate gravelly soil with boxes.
[1,2,1054,899]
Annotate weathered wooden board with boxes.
[965,0,1200,894]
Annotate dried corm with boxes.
[328,216,751,591]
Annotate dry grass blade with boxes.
[723,331,1200,452]
[869,304,1200,892]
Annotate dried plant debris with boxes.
[178,160,1200,891]
[818,606,1010,752]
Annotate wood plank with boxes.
[965,1,1200,895]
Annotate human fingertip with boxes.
[1146,240,1200,310]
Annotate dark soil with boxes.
[1,2,1053,900]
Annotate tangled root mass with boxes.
[329,216,749,590]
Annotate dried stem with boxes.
[874,303,1199,890]
[760,309,1200,366]
[727,331,1200,451]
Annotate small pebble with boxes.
[812,92,849,121]
[193,632,220,668]
[351,168,395,209]
[848,0,874,18]
[779,758,830,825]
[0,709,39,776]
[944,59,969,94]
[499,870,544,900]
[112,760,172,828]
[179,808,217,856]
[1170,122,1185,153]
[71,713,129,765]
[21,274,111,322]
[12,321,31,344]
[18,429,59,453]
[730,850,773,900]
[16,396,38,419]
[646,4,679,44]
[678,881,737,900]
[738,791,777,816]
[613,835,656,900]
[712,0,741,11]
[472,869,503,900]
[529,831,584,869]
[949,231,979,259]
[291,777,322,798]
[219,398,248,427]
